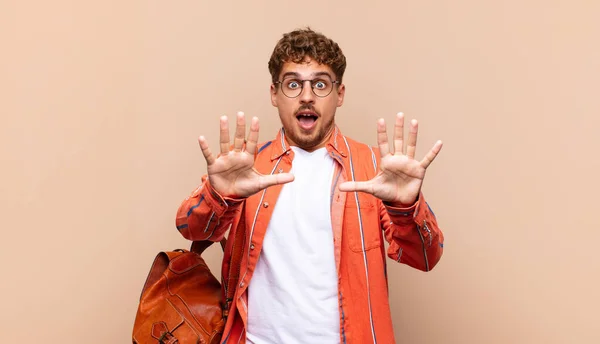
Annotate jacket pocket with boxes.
[344,197,382,252]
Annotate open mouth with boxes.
[296,111,319,130]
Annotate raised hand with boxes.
[339,112,442,206]
[198,111,294,199]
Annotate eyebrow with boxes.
[280,71,334,80]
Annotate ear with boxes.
[270,84,278,107]
[336,84,345,107]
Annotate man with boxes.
[176,28,444,344]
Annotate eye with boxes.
[313,80,327,89]
[286,80,301,89]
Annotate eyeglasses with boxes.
[274,76,340,98]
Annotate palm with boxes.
[198,112,294,199]
[371,154,426,204]
[339,113,442,205]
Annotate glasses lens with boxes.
[281,78,303,98]
[311,78,333,97]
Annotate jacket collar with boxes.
[270,125,348,160]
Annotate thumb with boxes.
[338,181,374,194]
[257,173,295,190]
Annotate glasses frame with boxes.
[274,77,340,98]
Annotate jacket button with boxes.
[263,202,269,208]
[250,243,255,250]
[240,282,245,288]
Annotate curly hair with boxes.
[268,27,347,84]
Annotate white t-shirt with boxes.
[246,146,340,344]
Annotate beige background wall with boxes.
[2,0,599,343]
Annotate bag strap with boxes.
[190,238,226,255]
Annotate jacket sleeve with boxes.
[175,174,244,242]
[380,193,444,271]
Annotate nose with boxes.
[299,80,315,104]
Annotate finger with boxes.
[377,118,390,157]
[233,111,246,151]
[394,112,405,155]
[245,117,260,154]
[198,135,215,165]
[219,116,230,154]
[338,180,375,194]
[420,140,443,169]
[406,119,418,159]
[257,172,295,190]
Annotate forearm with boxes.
[175,176,244,242]
[381,192,444,271]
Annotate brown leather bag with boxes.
[132,223,244,344]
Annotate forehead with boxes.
[279,57,335,79]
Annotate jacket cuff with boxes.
[383,192,422,224]
[196,180,244,218]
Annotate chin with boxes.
[291,131,325,150]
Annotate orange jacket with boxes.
[176,126,444,344]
